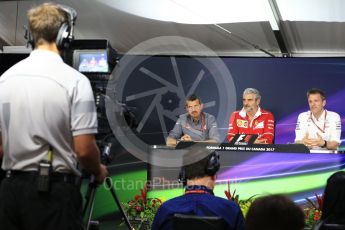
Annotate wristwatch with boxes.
[321,140,327,148]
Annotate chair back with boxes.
[173,213,226,230]
[313,221,345,230]
[322,224,345,230]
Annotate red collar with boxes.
[184,185,214,195]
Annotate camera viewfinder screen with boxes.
[78,52,109,73]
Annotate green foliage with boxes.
[224,181,256,216]
[238,196,256,217]
[122,183,162,230]
[304,193,323,228]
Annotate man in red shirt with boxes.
[227,88,275,144]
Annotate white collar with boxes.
[239,107,262,119]
[30,49,63,62]
[310,109,326,121]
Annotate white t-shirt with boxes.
[295,110,341,150]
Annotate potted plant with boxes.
[304,193,323,229]
[224,181,256,217]
[122,183,162,230]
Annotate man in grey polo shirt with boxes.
[0,3,107,230]
[167,95,220,147]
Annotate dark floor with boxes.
[94,221,127,230]
[85,219,130,230]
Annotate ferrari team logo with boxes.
[254,121,264,129]
[237,119,248,128]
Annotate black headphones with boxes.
[205,151,220,176]
[178,151,220,186]
[55,4,77,50]
[24,4,77,50]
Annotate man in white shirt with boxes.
[295,88,341,151]
[0,3,107,230]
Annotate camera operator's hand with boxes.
[95,164,108,184]
[73,134,109,184]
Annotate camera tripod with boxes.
[82,175,133,230]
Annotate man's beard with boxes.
[244,106,252,112]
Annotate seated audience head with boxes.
[152,148,245,230]
[321,171,345,223]
[242,88,261,114]
[245,194,305,230]
[181,149,220,189]
[185,94,203,120]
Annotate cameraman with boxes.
[0,3,107,230]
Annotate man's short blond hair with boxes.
[27,3,68,46]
